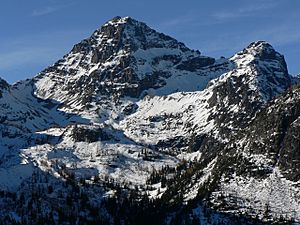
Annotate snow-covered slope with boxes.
[120,41,294,146]
[0,78,90,191]
[0,16,299,224]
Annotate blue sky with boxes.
[0,0,299,83]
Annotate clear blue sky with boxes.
[0,0,299,83]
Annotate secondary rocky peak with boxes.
[229,41,290,90]
[245,40,275,53]
[204,41,294,138]
[233,41,285,63]
[241,40,273,57]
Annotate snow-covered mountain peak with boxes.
[101,16,150,32]
[33,17,221,110]
[103,16,132,25]
[68,15,193,61]
[94,16,190,52]
[102,16,143,27]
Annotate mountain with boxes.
[0,16,299,224]
[33,16,224,115]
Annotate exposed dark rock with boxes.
[0,78,9,98]
[122,103,138,115]
[71,125,110,142]
[239,84,300,181]
[176,57,215,71]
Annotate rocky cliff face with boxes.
[204,84,300,221]
[0,17,299,225]
[0,77,9,98]
[235,84,300,181]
